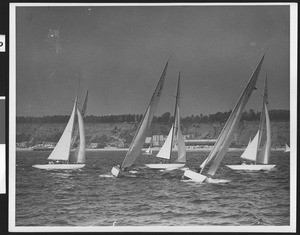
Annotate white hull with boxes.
[111,165,121,177]
[226,164,276,171]
[183,169,207,183]
[32,164,85,170]
[145,163,185,170]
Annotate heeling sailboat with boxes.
[145,72,186,170]
[111,61,169,177]
[69,89,89,163]
[226,76,275,171]
[32,91,86,170]
[183,52,266,183]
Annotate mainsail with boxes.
[175,127,186,163]
[200,53,266,176]
[256,77,271,164]
[76,108,86,164]
[121,62,168,169]
[173,75,186,163]
[71,89,89,148]
[47,96,77,161]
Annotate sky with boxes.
[15,4,290,117]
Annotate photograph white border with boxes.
[9,2,297,232]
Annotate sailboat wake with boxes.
[205,178,231,184]
[181,179,204,183]
[99,174,115,178]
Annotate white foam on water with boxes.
[128,170,138,174]
[206,178,231,184]
[181,179,204,184]
[99,174,115,178]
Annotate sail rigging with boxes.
[200,53,266,177]
[120,61,169,169]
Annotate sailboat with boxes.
[183,52,266,183]
[226,76,276,171]
[111,61,169,177]
[145,73,186,170]
[70,89,89,149]
[284,144,290,153]
[143,143,153,156]
[32,89,86,170]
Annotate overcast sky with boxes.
[15,4,290,117]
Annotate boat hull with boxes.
[226,164,276,171]
[32,164,85,170]
[183,169,207,183]
[144,163,185,170]
[111,165,121,177]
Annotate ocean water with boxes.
[16,150,290,227]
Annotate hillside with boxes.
[16,120,290,148]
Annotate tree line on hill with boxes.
[16,109,289,124]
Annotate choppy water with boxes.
[16,150,290,227]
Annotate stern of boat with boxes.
[183,169,207,183]
[111,165,121,177]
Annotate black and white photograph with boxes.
[9,3,297,232]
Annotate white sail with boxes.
[120,62,168,169]
[156,125,174,160]
[76,108,86,164]
[240,131,260,162]
[175,127,186,163]
[71,89,88,148]
[284,144,290,153]
[145,146,152,154]
[256,104,271,164]
[173,74,186,163]
[200,53,266,176]
[174,104,186,163]
[70,89,89,163]
[47,98,77,161]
